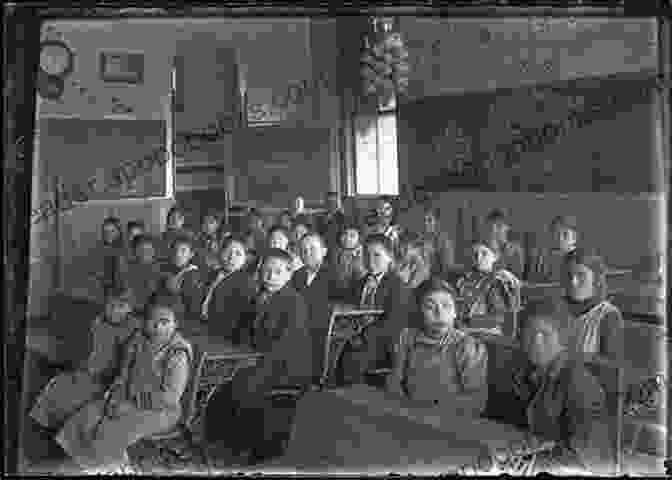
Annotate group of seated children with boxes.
[32,195,624,473]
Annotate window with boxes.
[355,107,399,196]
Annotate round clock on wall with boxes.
[38,40,74,101]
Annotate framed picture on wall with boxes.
[99,50,144,84]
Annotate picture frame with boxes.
[99,50,144,84]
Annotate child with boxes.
[243,208,267,267]
[331,224,367,294]
[205,248,312,463]
[316,191,347,253]
[386,278,488,415]
[90,217,127,299]
[483,209,525,279]
[290,232,344,384]
[201,235,257,340]
[528,215,580,283]
[195,212,221,265]
[55,293,192,473]
[158,206,193,262]
[455,242,510,333]
[277,209,293,232]
[368,197,404,256]
[335,234,411,386]
[158,234,204,332]
[396,233,433,290]
[268,225,302,271]
[560,248,624,362]
[122,234,162,314]
[125,220,145,259]
[30,287,139,432]
[499,298,606,474]
[419,206,455,276]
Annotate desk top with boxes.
[183,332,261,360]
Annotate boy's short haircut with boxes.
[550,215,578,232]
[364,233,395,257]
[485,208,509,225]
[167,205,185,220]
[300,230,326,248]
[519,297,572,346]
[262,248,294,265]
[131,233,155,251]
[248,208,262,219]
[267,225,291,239]
[171,233,195,252]
[105,285,133,304]
[103,216,122,228]
[293,214,313,229]
[221,234,248,252]
[423,205,441,219]
[415,277,458,306]
[146,292,183,321]
[127,220,146,232]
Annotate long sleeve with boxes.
[598,307,625,363]
[151,351,190,409]
[439,234,455,272]
[386,328,411,397]
[455,335,488,392]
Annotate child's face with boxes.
[172,242,194,268]
[103,223,121,244]
[565,262,595,301]
[145,306,177,343]
[340,229,360,250]
[261,257,292,293]
[300,235,327,270]
[293,225,309,243]
[522,316,562,368]
[136,242,155,263]
[472,244,497,272]
[167,212,185,230]
[423,213,438,234]
[105,298,132,324]
[552,226,576,252]
[268,230,290,251]
[128,227,144,241]
[203,216,219,235]
[376,201,394,224]
[420,290,456,336]
[490,220,510,244]
[365,243,393,275]
[220,241,247,272]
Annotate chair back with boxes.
[180,344,206,429]
[581,353,626,475]
[320,308,385,389]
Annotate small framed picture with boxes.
[99,50,144,84]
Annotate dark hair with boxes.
[166,205,185,222]
[221,234,248,252]
[519,298,572,346]
[415,277,458,306]
[171,233,195,252]
[268,224,291,239]
[131,233,155,251]
[364,233,395,256]
[262,247,294,265]
[126,220,145,232]
[341,222,361,234]
[300,230,326,248]
[423,205,441,220]
[203,211,221,223]
[146,292,182,322]
[563,247,608,301]
[293,214,313,229]
[101,217,123,245]
[105,286,133,305]
[550,215,578,232]
[485,209,508,225]
[248,208,263,219]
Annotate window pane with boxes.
[378,113,398,195]
[355,114,379,195]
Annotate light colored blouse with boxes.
[387,327,488,407]
[568,300,624,360]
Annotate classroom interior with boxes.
[8,13,669,476]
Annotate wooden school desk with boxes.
[280,384,526,474]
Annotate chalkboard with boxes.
[38,117,167,201]
[232,126,332,206]
[398,75,658,193]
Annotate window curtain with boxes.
[4,5,41,475]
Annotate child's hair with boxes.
[126,220,145,232]
[248,208,263,220]
[131,233,155,251]
[293,214,313,230]
[520,298,572,346]
[550,215,578,232]
[364,233,395,257]
[485,208,509,225]
[166,206,186,226]
[221,234,248,252]
[102,216,123,232]
[105,285,133,305]
[472,240,498,258]
[146,292,182,321]
[263,247,294,265]
[203,210,221,223]
[171,233,195,252]
[423,205,441,220]
[300,230,326,248]
[267,225,291,240]
[415,277,458,307]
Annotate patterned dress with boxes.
[565,298,624,362]
[30,315,140,430]
[455,270,509,332]
[386,327,488,414]
[55,331,191,471]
